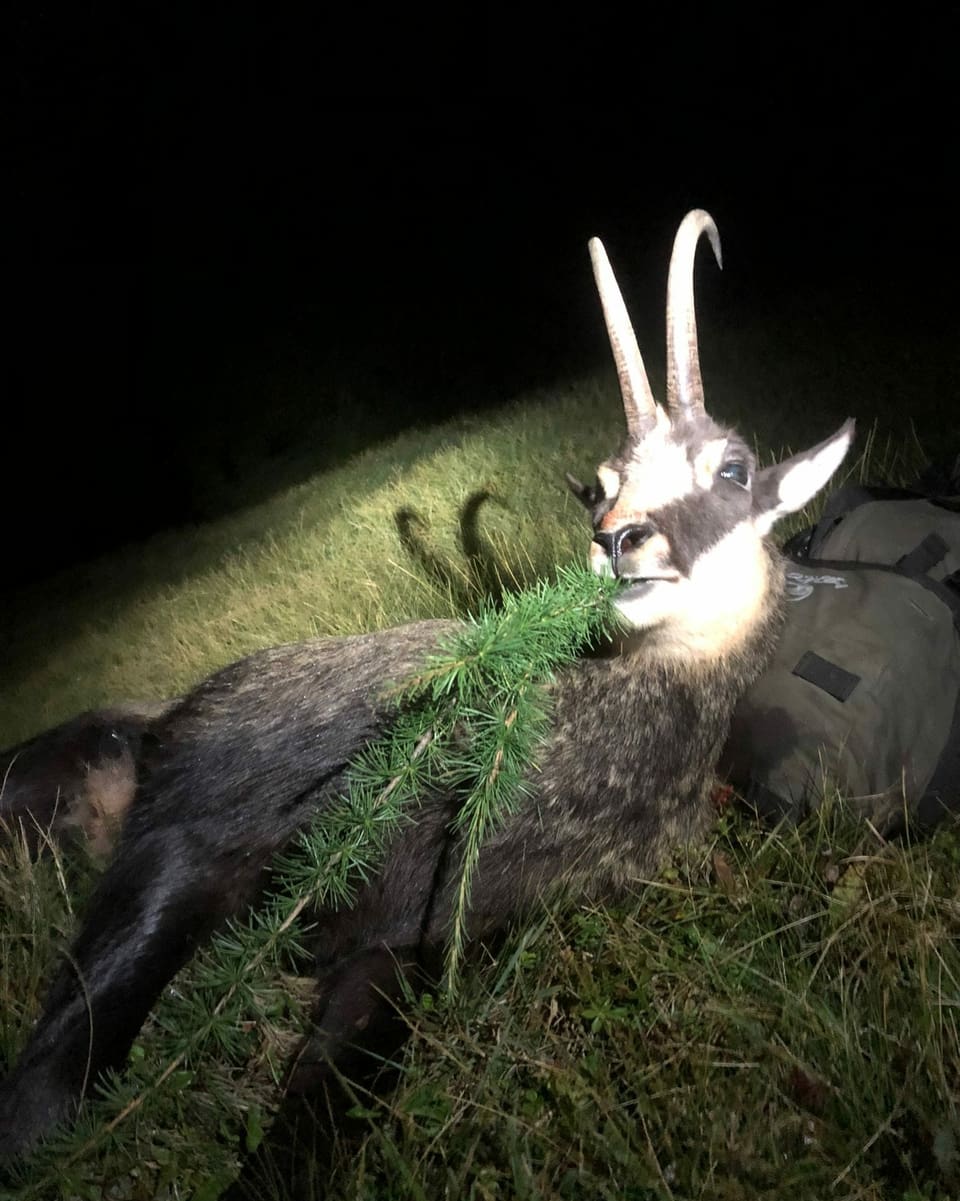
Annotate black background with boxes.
[7,9,956,587]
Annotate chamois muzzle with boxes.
[593,523,655,576]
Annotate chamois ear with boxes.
[565,471,599,509]
[752,418,855,536]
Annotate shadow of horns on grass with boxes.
[394,489,513,610]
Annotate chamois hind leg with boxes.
[0,701,338,1162]
[0,624,454,1159]
[0,714,397,1154]
[0,703,172,857]
[0,782,299,1158]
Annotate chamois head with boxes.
[568,210,854,656]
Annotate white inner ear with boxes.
[756,425,854,536]
[777,436,851,511]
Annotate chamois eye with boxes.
[719,461,750,488]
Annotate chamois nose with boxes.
[593,523,654,576]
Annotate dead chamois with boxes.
[0,211,853,1157]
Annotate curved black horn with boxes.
[589,237,657,438]
[665,210,722,420]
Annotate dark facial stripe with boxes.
[648,479,755,576]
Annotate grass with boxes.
[0,293,956,1198]
[317,804,960,1201]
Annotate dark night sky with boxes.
[6,10,956,588]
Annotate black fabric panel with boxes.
[791,651,860,702]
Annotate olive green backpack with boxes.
[723,484,960,830]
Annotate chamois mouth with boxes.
[618,574,680,599]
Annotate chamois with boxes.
[0,211,854,1157]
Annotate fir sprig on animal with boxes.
[199,564,623,1035]
[282,563,624,989]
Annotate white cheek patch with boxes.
[614,581,672,629]
[674,523,769,654]
[614,521,769,659]
[596,463,620,502]
[692,438,729,490]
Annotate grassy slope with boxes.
[0,382,614,747]
[1,298,957,1199]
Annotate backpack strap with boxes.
[795,483,929,560]
[896,532,950,576]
